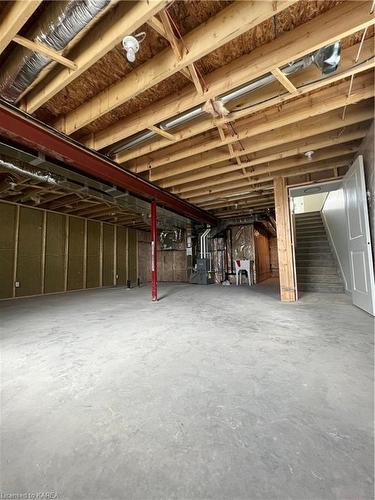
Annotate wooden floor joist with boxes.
[0,0,42,55]
[54,0,296,135]
[120,69,374,165]
[85,1,375,154]
[22,0,169,113]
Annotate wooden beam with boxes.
[22,0,169,113]
[89,2,375,152]
[158,10,183,60]
[185,157,351,204]
[161,125,368,190]
[118,65,375,163]
[0,1,42,55]
[53,0,296,134]
[13,35,77,70]
[148,125,176,141]
[147,15,168,38]
[271,67,298,93]
[274,176,296,302]
[187,63,205,95]
[147,13,200,86]
[143,78,373,181]
[197,159,350,209]
[167,143,361,197]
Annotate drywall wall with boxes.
[294,192,327,214]
[322,189,351,293]
[0,200,137,300]
[356,120,374,258]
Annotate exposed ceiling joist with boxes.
[119,57,375,163]
[168,128,366,194]
[22,0,170,113]
[189,157,352,204]
[154,117,370,186]
[12,35,77,70]
[0,0,42,55]
[145,77,374,181]
[87,0,375,154]
[53,0,296,135]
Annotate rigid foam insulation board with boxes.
[67,216,85,290]
[45,212,66,294]
[116,227,127,285]
[127,228,137,284]
[0,203,17,299]
[102,223,114,287]
[86,220,101,288]
[16,206,43,297]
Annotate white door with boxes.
[343,155,375,316]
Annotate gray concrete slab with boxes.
[0,280,374,500]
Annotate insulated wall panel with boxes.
[116,227,127,285]
[16,206,43,297]
[128,228,137,285]
[87,220,101,288]
[67,217,85,290]
[0,203,17,299]
[102,223,114,287]
[45,212,66,294]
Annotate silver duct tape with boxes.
[0,0,109,103]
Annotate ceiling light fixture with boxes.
[304,150,315,160]
[122,32,146,63]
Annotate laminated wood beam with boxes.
[0,0,42,55]
[13,35,77,70]
[53,0,296,134]
[89,1,375,153]
[22,0,169,113]
[274,176,296,301]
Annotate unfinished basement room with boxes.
[0,1,374,499]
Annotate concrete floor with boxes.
[0,279,373,500]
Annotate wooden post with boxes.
[274,176,296,302]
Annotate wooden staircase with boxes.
[295,212,345,293]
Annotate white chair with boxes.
[235,259,251,286]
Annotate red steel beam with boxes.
[0,102,217,225]
[151,201,158,302]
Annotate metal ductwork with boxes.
[108,42,342,157]
[0,0,109,103]
[0,158,59,185]
[312,41,341,75]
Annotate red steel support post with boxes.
[151,201,158,302]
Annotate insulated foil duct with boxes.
[0,0,109,103]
